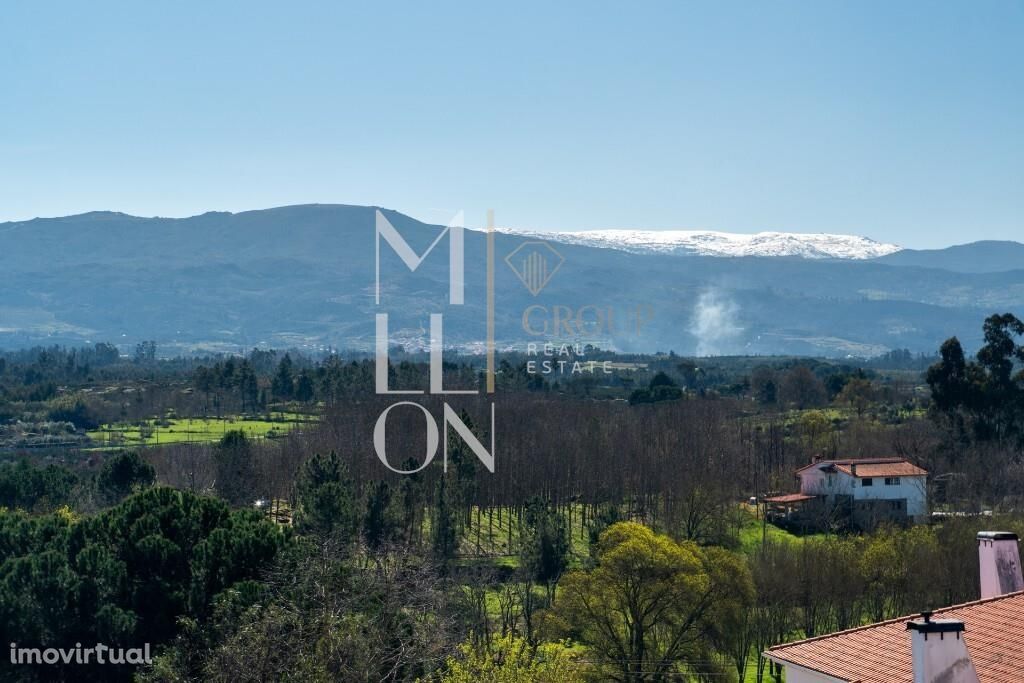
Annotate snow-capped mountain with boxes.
[502,228,901,260]
[4,206,1022,357]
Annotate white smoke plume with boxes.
[689,289,743,356]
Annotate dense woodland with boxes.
[1,314,1023,682]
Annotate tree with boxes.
[749,541,799,683]
[629,372,683,405]
[836,376,876,418]
[553,522,753,682]
[676,361,705,392]
[271,353,295,400]
[446,409,484,530]
[432,477,459,566]
[928,337,971,409]
[587,503,622,561]
[796,409,837,457]
[779,366,827,409]
[236,360,259,413]
[0,460,77,511]
[440,633,584,683]
[146,541,455,683]
[213,430,258,507]
[977,313,1024,389]
[519,497,569,603]
[750,366,778,405]
[975,313,1024,442]
[926,336,982,439]
[133,341,157,364]
[93,342,121,366]
[398,458,425,545]
[295,369,315,402]
[294,451,359,544]
[195,366,215,412]
[0,487,288,682]
[47,393,101,429]
[363,480,399,552]
[97,451,156,504]
[927,315,1024,444]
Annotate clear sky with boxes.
[1,1,1021,248]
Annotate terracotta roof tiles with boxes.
[765,591,1024,683]
[763,493,818,504]
[795,458,928,478]
[834,462,928,478]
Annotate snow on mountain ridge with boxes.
[500,228,901,260]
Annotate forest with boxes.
[0,314,1023,682]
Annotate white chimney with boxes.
[977,531,1024,599]
[907,612,979,683]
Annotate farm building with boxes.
[764,457,928,532]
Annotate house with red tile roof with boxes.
[763,458,928,531]
[765,531,1024,683]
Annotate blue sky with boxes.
[1,1,1021,248]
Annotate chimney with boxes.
[977,531,1024,599]
[850,463,857,476]
[907,611,979,683]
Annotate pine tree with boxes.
[271,354,295,400]
[294,369,315,402]
[294,451,359,545]
[363,481,398,551]
[213,430,258,507]
[431,477,458,567]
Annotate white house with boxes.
[765,457,928,530]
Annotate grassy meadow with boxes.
[87,411,317,448]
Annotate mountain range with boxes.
[501,228,901,260]
[2,204,1022,357]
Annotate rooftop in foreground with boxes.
[765,590,1024,683]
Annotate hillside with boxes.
[2,205,1021,356]
[874,241,1024,274]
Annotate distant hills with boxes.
[875,241,1024,274]
[1,205,1021,357]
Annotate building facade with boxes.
[765,457,928,531]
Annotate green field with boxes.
[736,503,817,553]
[88,412,317,448]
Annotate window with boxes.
[861,478,873,487]
[885,477,900,486]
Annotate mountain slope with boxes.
[874,241,1024,273]
[1,205,1021,356]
